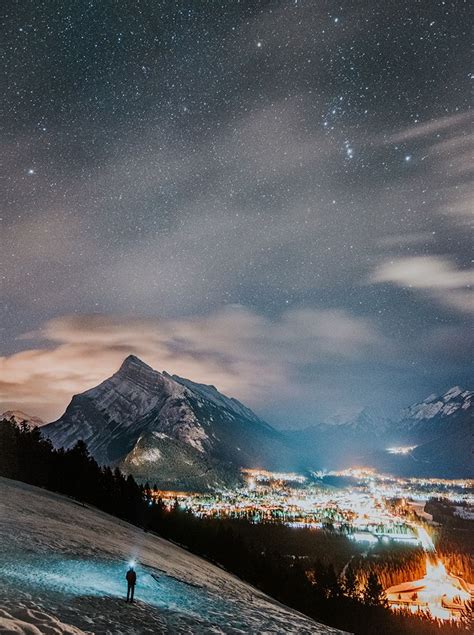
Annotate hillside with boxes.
[0,477,342,634]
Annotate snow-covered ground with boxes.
[0,478,344,634]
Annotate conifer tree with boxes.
[343,564,358,598]
[363,571,388,607]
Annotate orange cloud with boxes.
[1,307,383,421]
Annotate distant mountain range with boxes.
[40,355,291,490]
[380,386,473,477]
[3,358,472,487]
[287,387,473,478]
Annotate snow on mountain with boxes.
[42,355,212,465]
[42,355,292,490]
[400,386,473,423]
[168,372,273,429]
[1,410,44,428]
[378,386,473,477]
[285,386,472,478]
[0,477,342,634]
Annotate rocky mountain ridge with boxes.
[42,355,291,489]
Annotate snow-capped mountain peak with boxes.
[42,355,289,489]
[401,386,472,422]
[120,353,153,371]
[105,354,186,398]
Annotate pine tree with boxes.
[363,571,387,607]
[343,564,358,598]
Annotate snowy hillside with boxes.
[0,477,342,634]
[42,355,292,490]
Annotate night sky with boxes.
[1,1,472,425]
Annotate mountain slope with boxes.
[42,355,293,489]
[121,430,242,491]
[380,387,473,477]
[285,408,389,471]
[0,477,341,634]
[390,386,472,444]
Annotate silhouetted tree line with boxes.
[0,420,471,634]
[209,515,360,571]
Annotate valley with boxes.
[1,356,472,632]
[37,356,473,492]
[152,468,474,622]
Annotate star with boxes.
[1,0,471,435]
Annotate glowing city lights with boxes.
[149,468,473,620]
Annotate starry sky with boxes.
[1,1,472,426]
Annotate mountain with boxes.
[393,386,472,442]
[285,408,389,471]
[1,410,44,429]
[42,355,293,490]
[380,386,473,477]
[286,387,473,478]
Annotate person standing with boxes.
[126,565,137,603]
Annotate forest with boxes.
[425,499,474,584]
[0,419,472,634]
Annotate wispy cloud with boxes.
[0,307,384,421]
[385,112,471,144]
[371,256,474,313]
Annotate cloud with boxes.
[385,112,471,144]
[371,256,474,313]
[377,232,436,249]
[0,307,383,421]
[1,100,360,317]
[380,110,473,227]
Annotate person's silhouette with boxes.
[126,566,137,603]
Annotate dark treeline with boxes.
[0,420,472,634]
[437,535,474,586]
[211,516,360,571]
